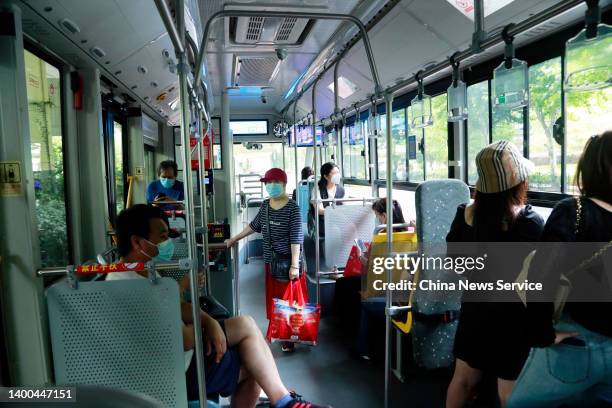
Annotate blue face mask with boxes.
[141,238,175,262]
[266,183,284,198]
[160,177,175,189]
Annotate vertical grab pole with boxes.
[312,78,321,305]
[384,91,394,408]
[293,102,299,193]
[198,113,211,298]
[176,0,207,406]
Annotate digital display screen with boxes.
[289,125,323,147]
[229,120,268,136]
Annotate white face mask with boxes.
[331,173,341,185]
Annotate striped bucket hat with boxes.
[475,140,534,193]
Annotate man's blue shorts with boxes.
[185,322,241,400]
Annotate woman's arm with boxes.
[225,225,254,247]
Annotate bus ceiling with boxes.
[18,0,611,123]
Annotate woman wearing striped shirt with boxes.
[226,168,307,352]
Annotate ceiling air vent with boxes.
[232,16,313,46]
[59,18,80,34]
[232,54,281,87]
[246,17,265,41]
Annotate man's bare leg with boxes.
[231,367,261,408]
[224,316,289,405]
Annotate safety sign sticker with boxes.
[0,161,23,196]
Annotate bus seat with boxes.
[296,179,313,225]
[46,277,189,407]
[362,231,417,300]
[324,204,375,270]
[411,179,470,369]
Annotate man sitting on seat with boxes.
[108,204,330,408]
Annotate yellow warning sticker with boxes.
[0,161,23,197]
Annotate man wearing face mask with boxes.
[107,204,330,408]
[225,168,306,353]
[146,160,185,210]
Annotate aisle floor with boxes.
[239,259,450,408]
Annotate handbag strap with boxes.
[264,199,276,258]
[566,196,612,278]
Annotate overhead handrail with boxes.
[285,0,584,124]
[195,10,381,97]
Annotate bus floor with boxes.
[240,259,459,408]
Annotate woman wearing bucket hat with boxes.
[446,141,545,408]
[226,168,307,352]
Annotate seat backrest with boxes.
[324,204,375,269]
[362,231,418,300]
[412,179,470,369]
[160,239,189,281]
[296,180,313,224]
[46,277,188,407]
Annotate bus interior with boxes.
[0,0,611,407]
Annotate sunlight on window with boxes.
[24,50,69,267]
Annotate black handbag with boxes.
[265,199,303,281]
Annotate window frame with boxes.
[102,98,129,224]
[23,40,74,265]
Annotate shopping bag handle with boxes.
[282,279,305,308]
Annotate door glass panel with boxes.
[24,50,69,267]
[113,121,125,213]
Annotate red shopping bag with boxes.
[343,244,369,277]
[266,279,321,345]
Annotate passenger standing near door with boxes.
[146,160,184,210]
[309,162,345,237]
[445,141,544,408]
[507,131,612,408]
[225,168,307,352]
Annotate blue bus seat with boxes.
[46,277,189,407]
[411,179,470,369]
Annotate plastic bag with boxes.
[266,280,321,345]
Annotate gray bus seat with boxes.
[46,277,188,407]
[411,179,470,369]
[305,203,375,314]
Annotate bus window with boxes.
[344,184,372,199]
[492,107,524,153]
[566,80,612,194]
[377,109,408,181]
[528,57,563,192]
[234,142,285,194]
[467,81,490,185]
[24,49,69,268]
[113,121,125,213]
[378,187,416,223]
[424,94,449,180]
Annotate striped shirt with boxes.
[250,199,303,264]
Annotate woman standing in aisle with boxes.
[226,168,306,352]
